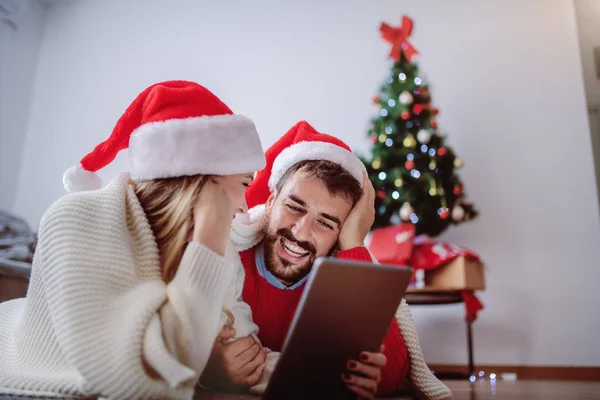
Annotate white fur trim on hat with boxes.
[268,141,366,191]
[129,114,265,181]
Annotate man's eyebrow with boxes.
[288,195,342,228]
[287,195,306,207]
[320,212,341,228]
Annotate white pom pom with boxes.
[63,165,102,193]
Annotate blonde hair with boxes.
[134,175,234,328]
[134,175,209,282]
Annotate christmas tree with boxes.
[362,16,477,237]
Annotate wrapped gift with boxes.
[367,223,415,265]
[425,255,485,290]
[411,241,486,290]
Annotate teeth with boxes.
[282,238,309,257]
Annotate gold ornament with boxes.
[379,134,387,143]
[429,188,436,196]
[429,160,436,170]
[403,135,417,148]
[454,158,464,168]
[394,177,403,187]
[372,159,381,169]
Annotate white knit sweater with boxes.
[0,174,247,399]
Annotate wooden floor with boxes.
[443,380,600,399]
[192,380,600,399]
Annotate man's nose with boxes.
[291,215,312,242]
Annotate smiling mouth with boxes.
[280,237,310,258]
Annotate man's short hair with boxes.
[274,160,363,205]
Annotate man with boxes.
[202,121,452,400]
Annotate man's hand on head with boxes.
[199,327,267,391]
[338,172,375,251]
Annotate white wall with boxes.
[574,0,600,207]
[575,0,600,107]
[0,0,44,212]
[15,0,600,366]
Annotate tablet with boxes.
[263,256,413,400]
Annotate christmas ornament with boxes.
[400,202,414,221]
[370,135,378,144]
[454,184,463,195]
[433,108,440,115]
[405,160,415,169]
[372,159,381,169]
[403,135,417,147]
[454,158,464,168]
[417,129,432,143]
[429,160,436,170]
[413,104,430,115]
[380,16,419,62]
[376,190,387,199]
[430,120,438,128]
[379,134,387,142]
[401,111,411,120]
[438,147,447,156]
[438,208,449,219]
[399,91,413,105]
[452,205,465,221]
[372,96,380,104]
[394,177,403,187]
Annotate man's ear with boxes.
[265,192,276,210]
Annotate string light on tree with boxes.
[454,158,464,168]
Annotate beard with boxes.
[262,216,318,286]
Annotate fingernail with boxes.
[347,361,357,369]
[342,373,351,381]
[360,353,369,361]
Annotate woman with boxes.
[0,80,266,400]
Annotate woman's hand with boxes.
[192,179,235,256]
[342,345,387,400]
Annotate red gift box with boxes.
[367,224,415,266]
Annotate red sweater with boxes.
[240,246,410,396]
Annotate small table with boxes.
[404,288,474,380]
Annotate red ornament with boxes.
[413,103,430,115]
[401,111,411,120]
[405,160,415,169]
[431,120,438,128]
[438,147,447,156]
[433,108,440,115]
[376,190,387,199]
[438,208,449,219]
[372,96,380,104]
[371,135,378,144]
[379,16,419,62]
[453,185,463,195]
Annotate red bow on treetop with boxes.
[380,16,419,62]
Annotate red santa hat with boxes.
[63,80,265,192]
[245,120,365,209]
